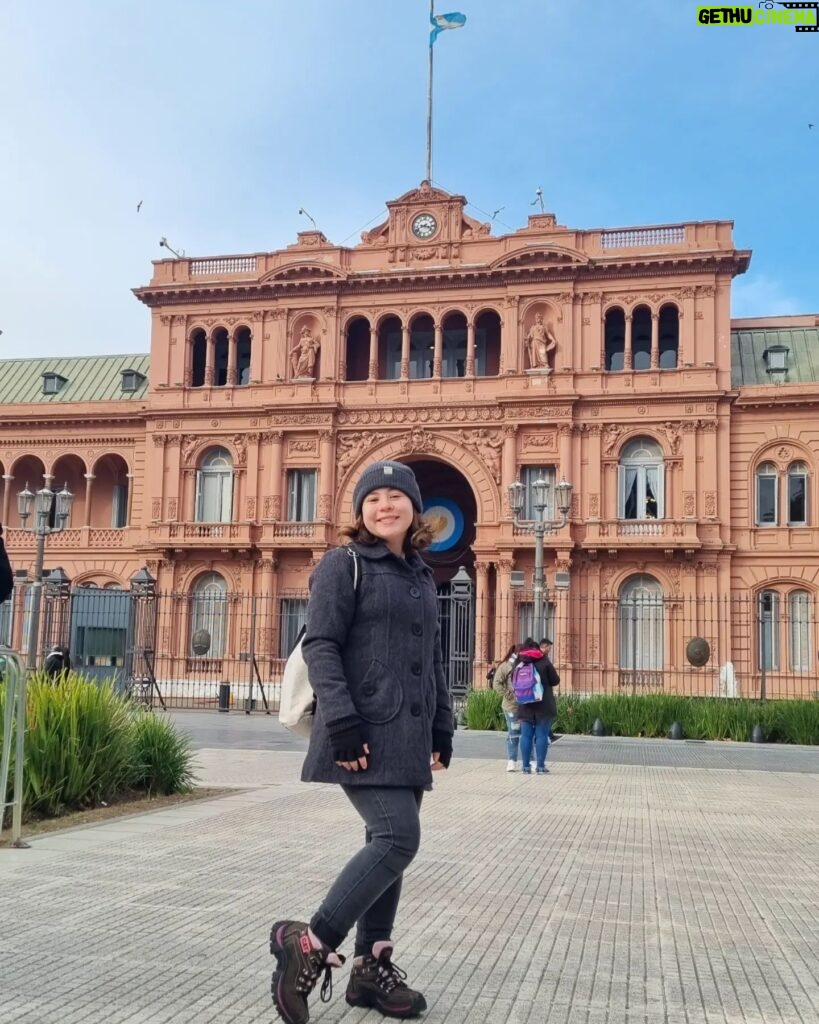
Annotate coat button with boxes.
[363,685,376,696]
[410,702,421,716]
[409,586,421,598]
[411,662,421,675]
[412,623,422,636]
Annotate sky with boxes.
[1,0,817,359]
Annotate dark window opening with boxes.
[191,330,207,387]
[345,317,371,382]
[604,308,625,371]
[442,312,467,378]
[213,328,229,387]
[659,304,679,369]
[475,310,501,377]
[409,314,435,379]
[379,316,403,381]
[235,326,252,385]
[632,306,652,371]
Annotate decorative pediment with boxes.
[261,262,348,283]
[391,182,453,205]
[490,245,589,270]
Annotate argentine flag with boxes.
[430,11,467,45]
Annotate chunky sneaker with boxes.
[346,942,427,1018]
[506,759,517,772]
[270,919,345,1024]
[536,768,550,775]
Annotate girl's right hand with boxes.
[337,743,370,772]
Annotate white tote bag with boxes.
[278,548,360,737]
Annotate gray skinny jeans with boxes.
[310,786,423,956]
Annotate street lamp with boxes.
[508,475,573,640]
[17,480,74,671]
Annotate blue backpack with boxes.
[511,661,543,704]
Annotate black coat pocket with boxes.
[353,659,404,724]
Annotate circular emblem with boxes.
[411,213,438,239]
[423,497,465,552]
[686,637,711,667]
[191,629,212,656]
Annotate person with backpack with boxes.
[492,644,521,772]
[269,460,453,1024]
[514,637,560,775]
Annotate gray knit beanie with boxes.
[353,460,423,516]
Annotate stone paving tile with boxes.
[0,755,817,1023]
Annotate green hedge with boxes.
[1,673,197,822]
[465,688,819,745]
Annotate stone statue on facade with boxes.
[525,313,557,370]
[290,327,320,378]
[603,424,624,456]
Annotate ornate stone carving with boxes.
[661,422,682,455]
[776,445,793,462]
[232,435,249,467]
[704,492,717,518]
[521,432,557,453]
[290,326,320,378]
[167,498,178,520]
[684,492,695,517]
[602,425,624,456]
[456,429,503,483]
[271,495,282,520]
[246,497,256,520]
[151,499,161,521]
[589,493,600,517]
[525,313,558,370]
[152,434,168,448]
[337,432,388,476]
[289,438,318,455]
[317,494,332,520]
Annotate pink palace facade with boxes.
[1,182,818,703]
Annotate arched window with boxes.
[475,310,501,376]
[658,304,679,369]
[755,462,778,526]
[190,329,207,388]
[618,438,664,520]
[196,447,233,523]
[441,312,467,378]
[235,326,252,386]
[631,306,652,371]
[344,317,371,382]
[604,308,625,371]
[618,575,664,681]
[212,328,229,387]
[789,590,812,672]
[757,590,779,670]
[787,461,808,526]
[409,314,434,379]
[190,572,228,658]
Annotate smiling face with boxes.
[361,487,415,554]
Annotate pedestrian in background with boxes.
[516,637,560,775]
[492,644,521,772]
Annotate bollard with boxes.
[591,717,606,737]
[218,681,231,712]
[669,721,684,740]
[751,723,765,743]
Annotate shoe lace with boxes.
[375,953,409,993]
[299,949,343,1003]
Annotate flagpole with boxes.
[426,0,434,181]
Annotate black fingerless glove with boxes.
[327,717,367,762]
[432,729,453,769]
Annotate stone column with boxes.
[245,433,261,521]
[680,287,695,366]
[2,474,13,525]
[83,473,95,528]
[368,324,378,381]
[586,425,602,522]
[465,320,476,377]
[250,313,264,384]
[624,314,633,370]
[473,560,490,686]
[501,426,517,517]
[432,321,443,378]
[558,424,572,483]
[682,421,698,519]
[227,332,238,385]
[701,419,718,520]
[318,431,335,521]
[126,472,135,527]
[400,324,410,380]
[650,313,659,369]
[268,431,284,521]
[502,295,520,374]
[205,331,215,386]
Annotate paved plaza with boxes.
[1,723,818,1023]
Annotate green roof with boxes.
[0,354,149,405]
[731,326,819,387]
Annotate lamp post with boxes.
[508,476,572,640]
[17,481,74,671]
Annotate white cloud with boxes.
[731,274,806,318]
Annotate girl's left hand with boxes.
[431,752,446,772]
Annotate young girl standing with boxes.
[270,460,454,1024]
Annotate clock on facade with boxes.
[411,213,438,239]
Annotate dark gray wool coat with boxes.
[301,541,454,788]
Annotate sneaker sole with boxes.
[346,989,427,1018]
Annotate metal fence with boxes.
[1,583,817,708]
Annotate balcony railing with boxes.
[3,527,130,549]
[582,518,700,547]
[145,522,256,547]
[600,226,685,249]
[189,256,257,276]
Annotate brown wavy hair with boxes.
[339,511,434,554]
